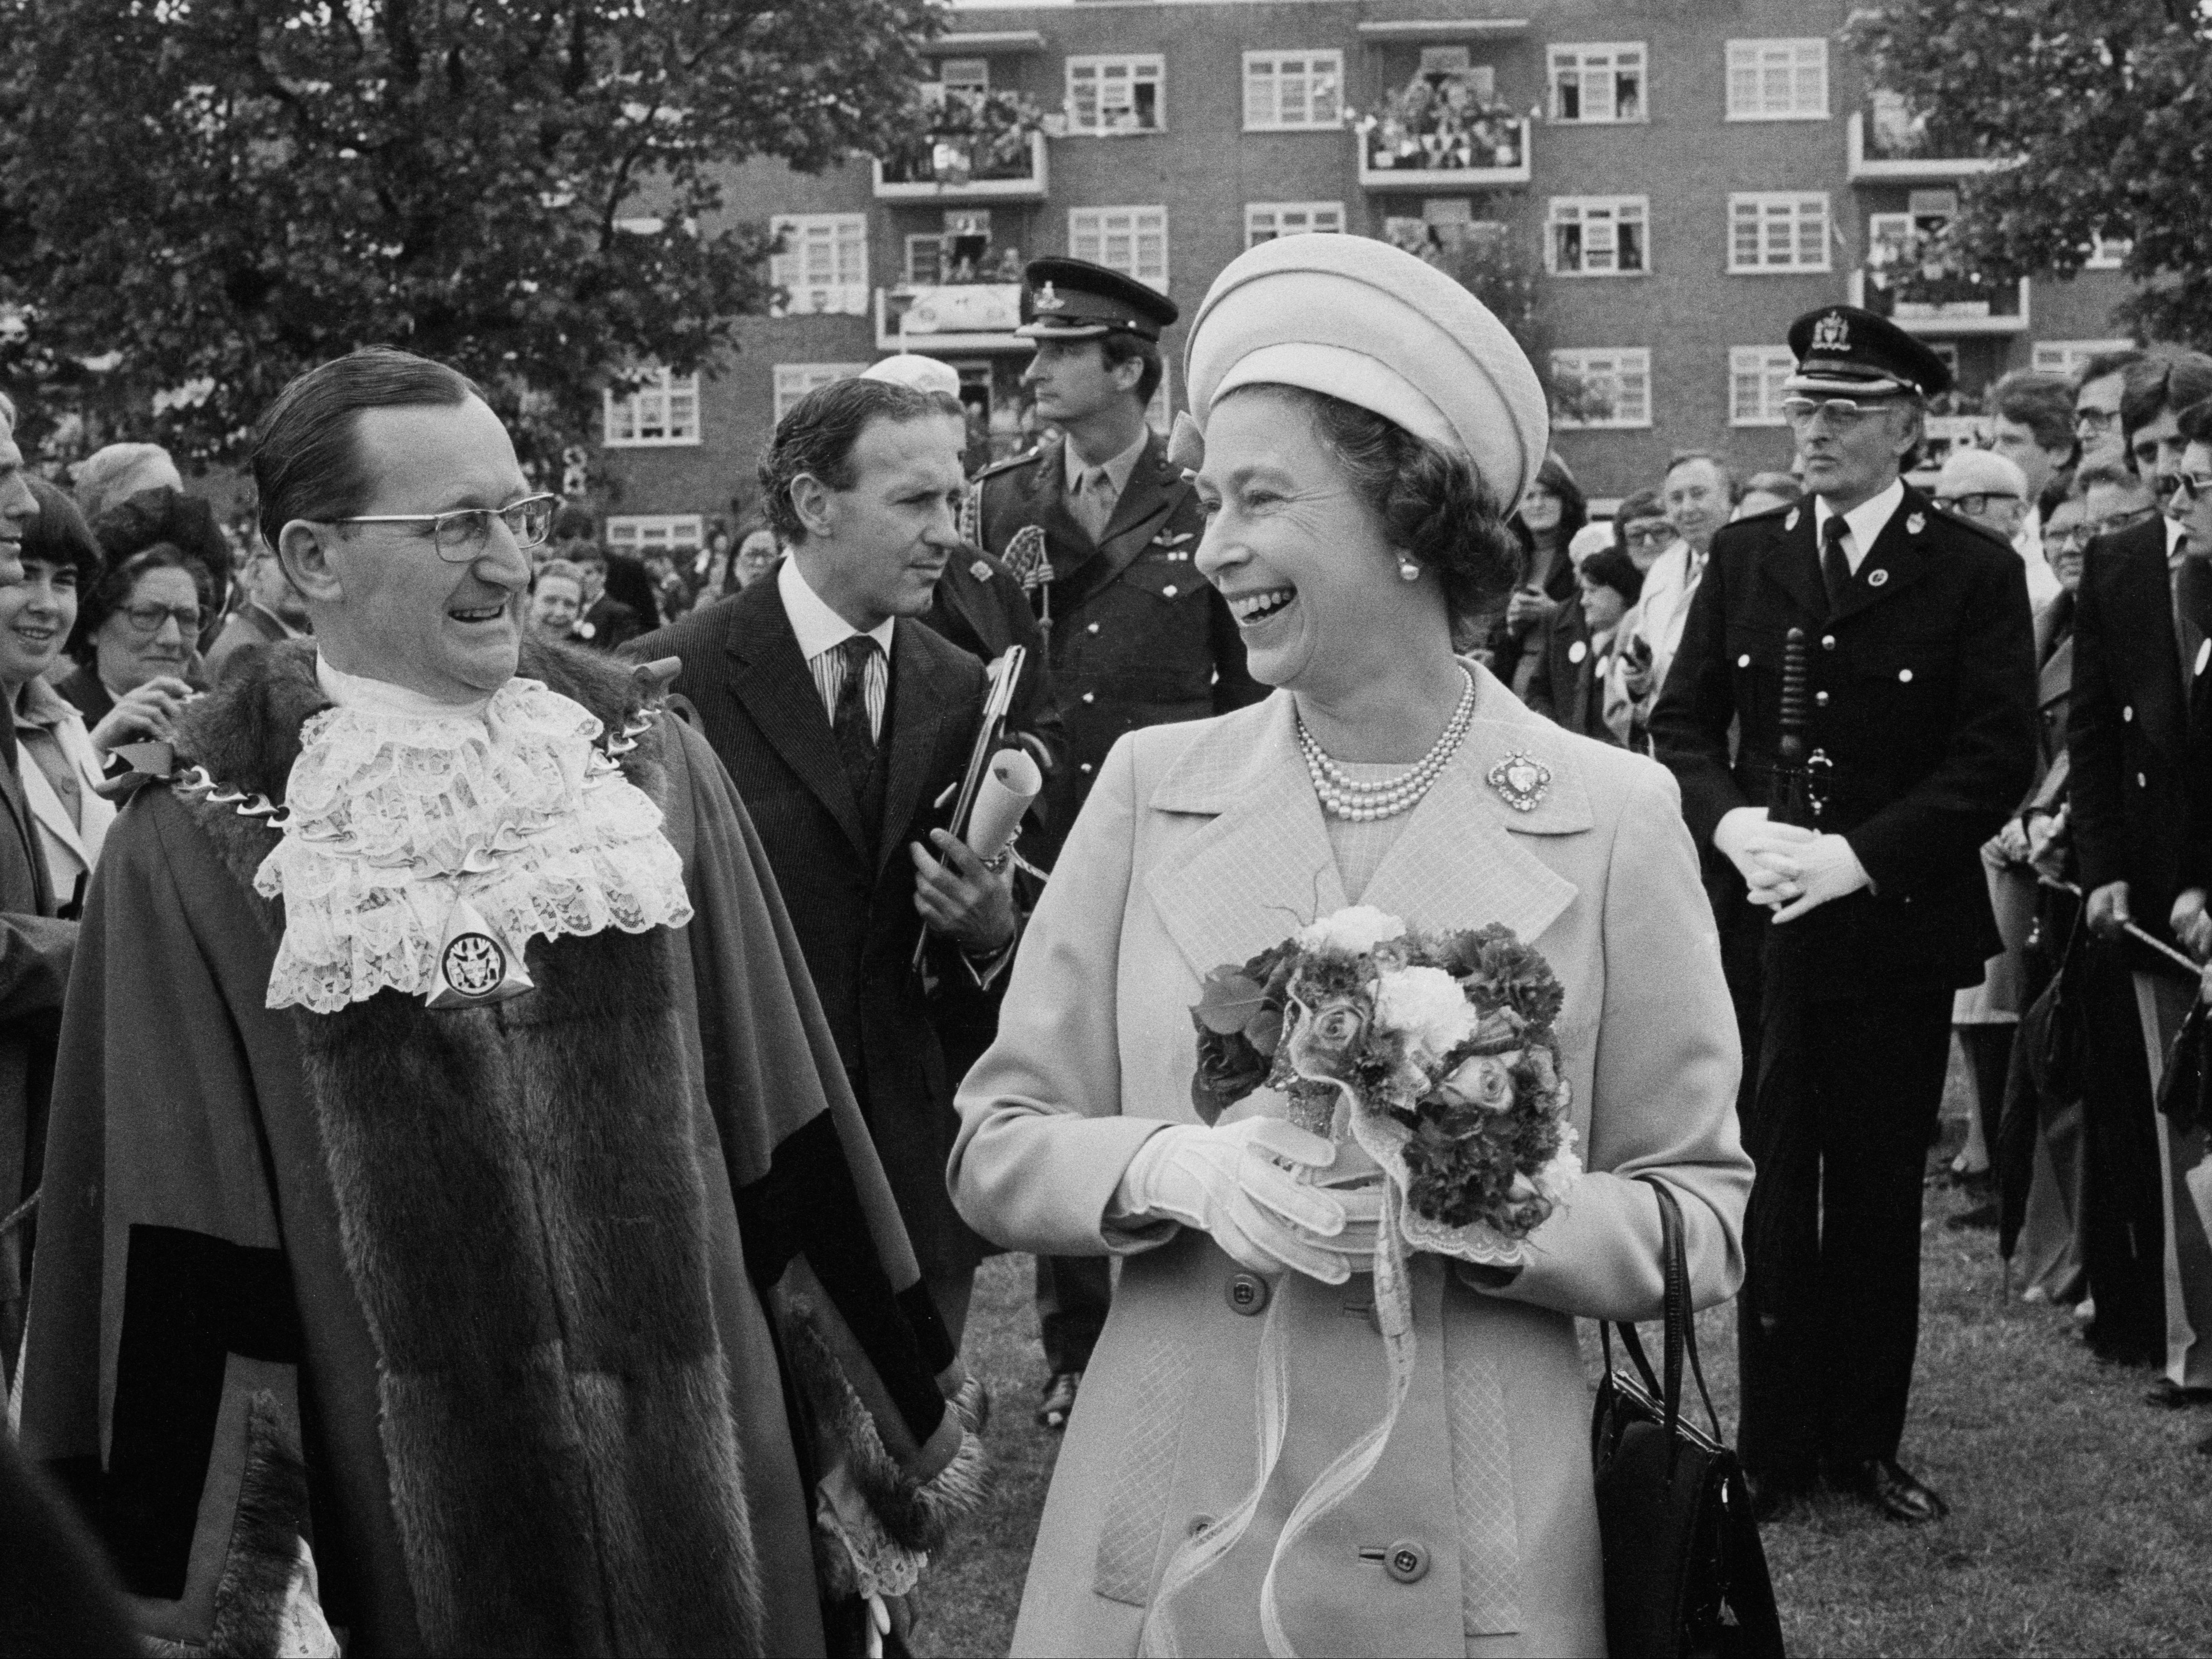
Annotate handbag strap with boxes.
[1605,1179,1723,1449]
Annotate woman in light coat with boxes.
[951,236,1752,1658]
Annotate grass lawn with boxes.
[913,1061,2212,1657]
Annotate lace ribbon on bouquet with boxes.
[254,679,692,1012]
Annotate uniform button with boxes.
[1737,653,1751,669]
[1088,623,1101,634]
[1163,584,1179,597]
[1898,668,1913,683]
[1187,1513,1216,1539]
[1385,1539,1431,1584]
[2138,771,2148,787]
[1814,690,1829,707]
[1822,635,1837,650]
[1079,762,1094,774]
[1225,1272,1270,1315]
[1082,692,1095,703]
[2124,705,2134,722]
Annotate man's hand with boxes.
[2174,888,2212,961]
[1989,818,2032,867]
[1757,832,1874,922]
[1714,806,1817,891]
[2086,880,2133,941]
[88,675,196,755]
[911,828,1016,955]
[2025,806,2068,881]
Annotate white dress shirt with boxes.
[1811,478,1906,575]
[779,555,893,741]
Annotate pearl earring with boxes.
[1398,560,1420,582]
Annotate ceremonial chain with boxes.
[1296,667,1477,822]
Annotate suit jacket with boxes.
[576,594,643,653]
[1523,601,1620,744]
[971,429,1264,864]
[632,579,998,1282]
[949,671,1749,1658]
[2030,592,2075,809]
[1649,487,2038,1000]
[203,603,298,682]
[2069,516,2200,959]
[921,544,1067,779]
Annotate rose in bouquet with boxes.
[1190,904,1580,1263]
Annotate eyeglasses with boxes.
[1623,523,1674,547]
[2155,472,2212,501]
[2073,408,2120,434]
[323,492,559,563]
[1934,492,2022,516]
[118,601,203,636]
[1780,396,1902,432]
[2046,524,2094,551]
[2095,504,2160,536]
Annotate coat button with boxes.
[1082,692,1096,703]
[1385,1539,1430,1584]
[2138,772,2148,788]
[1822,635,1837,650]
[1815,690,1829,706]
[1187,1514,1216,1539]
[1225,1272,1270,1315]
[1163,584,1179,598]
[1737,653,1750,668]
[1079,762,1094,774]
[2124,705,2134,722]
[1088,623,1101,634]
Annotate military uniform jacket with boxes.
[1648,486,2037,1001]
[971,429,1263,863]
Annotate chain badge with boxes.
[426,898,535,1010]
[1486,750,1553,814]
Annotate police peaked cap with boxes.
[1785,306,1955,400]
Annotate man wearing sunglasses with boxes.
[2073,349,2144,473]
[1652,305,2036,1526]
[2072,377,2212,1408]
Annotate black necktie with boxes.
[1821,516,1853,613]
[831,635,879,800]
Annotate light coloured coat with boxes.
[950,667,1752,1659]
[17,693,112,902]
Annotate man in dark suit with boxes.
[631,376,1015,1341]
[569,542,644,652]
[970,256,1267,1427]
[2072,356,2212,1398]
[1651,306,2037,1523]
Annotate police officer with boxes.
[969,256,1266,1430]
[1650,306,2036,1524]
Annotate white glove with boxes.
[1118,1118,1368,1284]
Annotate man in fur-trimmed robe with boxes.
[18,349,984,1657]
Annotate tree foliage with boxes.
[0,0,942,471]
[1847,0,2212,347]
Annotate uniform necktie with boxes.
[1821,516,1853,613]
[831,635,879,801]
[1071,464,1116,542]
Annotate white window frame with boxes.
[602,369,702,448]
[1242,50,1343,131]
[938,58,989,95]
[1728,193,1831,273]
[1552,348,1652,431]
[1726,38,1829,121]
[1065,54,1164,135]
[768,213,868,317]
[771,363,869,425]
[1245,201,1345,247]
[605,515,706,553]
[1728,346,1797,427]
[2032,339,2135,376]
[1547,196,1648,276]
[1067,205,1169,291]
[1547,43,1647,124]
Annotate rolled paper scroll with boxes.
[964,749,1043,864]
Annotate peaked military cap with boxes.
[1016,256,1178,342]
[1785,305,1955,399]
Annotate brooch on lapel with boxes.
[1785,508,1800,532]
[1486,750,1552,814]
[1906,513,1926,536]
[1868,568,1890,587]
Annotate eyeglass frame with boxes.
[1622,521,1675,547]
[1934,491,2023,516]
[115,600,205,637]
[2154,471,2212,502]
[317,492,560,563]
[2047,504,2166,549]
[1779,396,1913,432]
[2072,407,2121,435]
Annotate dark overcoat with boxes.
[922,544,1066,779]
[1648,487,2038,999]
[634,579,1001,1285]
[970,428,1263,864]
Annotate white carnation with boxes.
[1372,964,1478,1061]
[1296,904,1405,956]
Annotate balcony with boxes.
[874,282,1031,354]
[874,129,1048,203]
[1848,267,2030,336]
[1846,110,2006,184]
[1357,115,1531,192]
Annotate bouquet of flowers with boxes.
[1191,904,1580,1263]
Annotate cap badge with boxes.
[1906,513,1926,535]
[1811,311,1851,352]
[1487,749,1553,814]
[1032,282,1065,313]
[1868,568,1891,587]
[1785,508,1800,532]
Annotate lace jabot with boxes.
[254,665,693,1013]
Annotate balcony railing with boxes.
[1848,267,2030,336]
[1356,114,1531,192]
[874,282,1031,354]
[874,129,1049,202]
[1846,111,2005,183]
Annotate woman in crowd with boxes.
[950,234,1749,1657]
[1525,543,1645,744]
[527,557,588,640]
[6,481,112,906]
[1612,486,1674,573]
[729,523,781,593]
[52,540,210,755]
[1491,454,1589,699]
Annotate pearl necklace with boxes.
[1296,668,1477,822]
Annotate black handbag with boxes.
[1591,1178,1785,1659]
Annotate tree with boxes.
[1846,0,2212,346]
[0,0,942,472]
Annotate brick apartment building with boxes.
[592,0,2136,556]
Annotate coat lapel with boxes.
[1828,490,1936,624]
[720,585,872,860]
[877,626,958,874]
[1056,434,1183,613]
[1756,505,1826,620]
